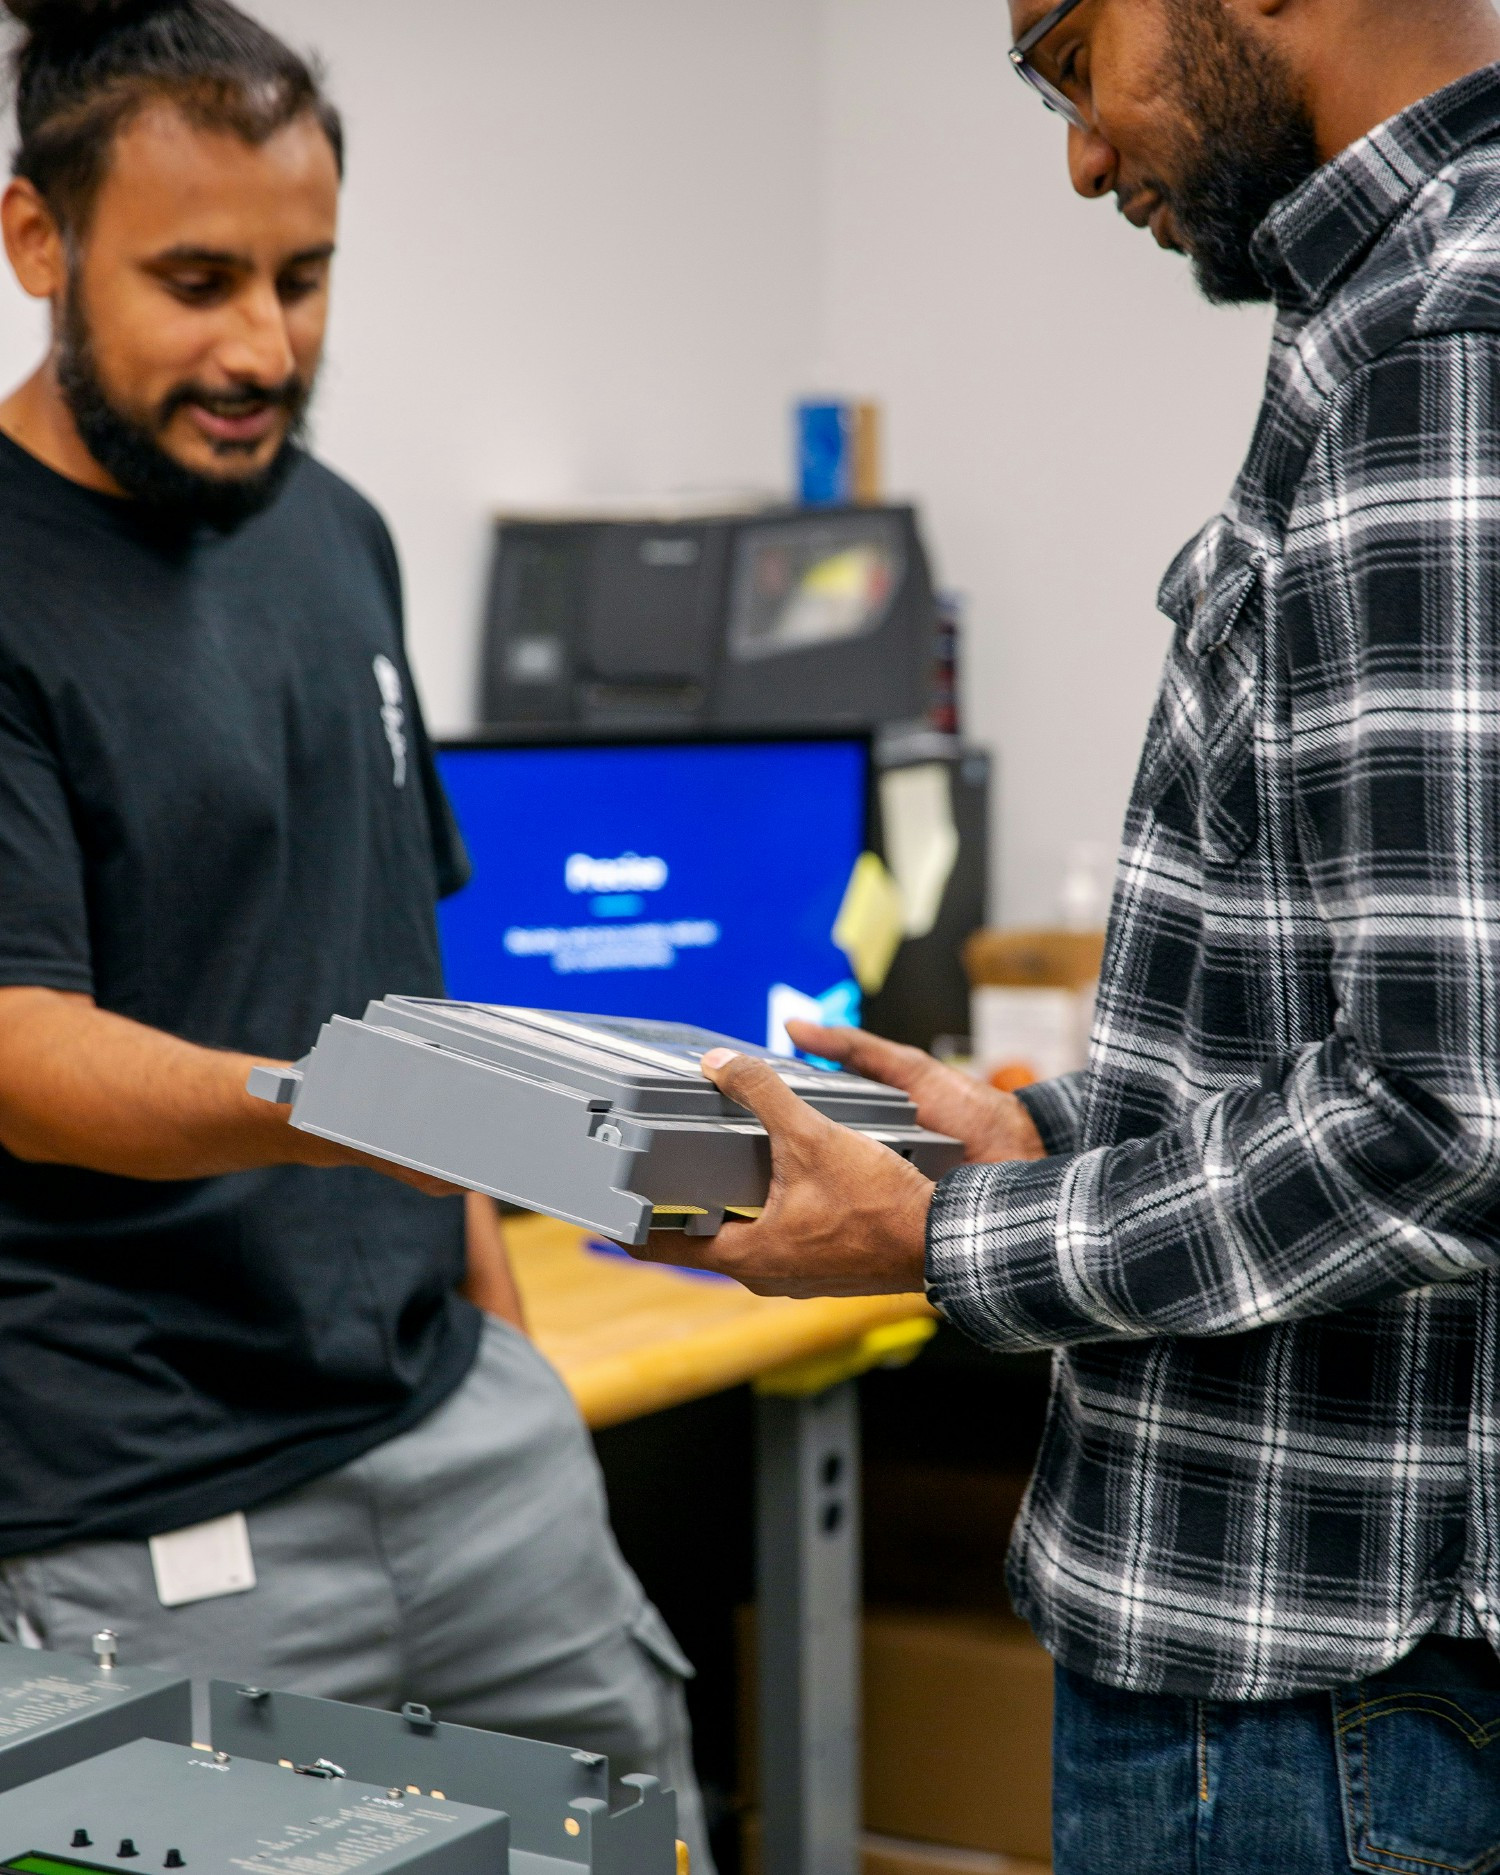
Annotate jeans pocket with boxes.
[1334,1685,1500,1873]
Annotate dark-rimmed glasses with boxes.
[1009,0,1091,132]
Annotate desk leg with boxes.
[755,1382,861,1875]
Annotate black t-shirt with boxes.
[0,432,481,1557]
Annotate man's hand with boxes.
[631,1050,935,1297]
[786,1021,1046,1165]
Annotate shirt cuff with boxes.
[1013,1072,1085,1157]
[925,1152,1097,1352]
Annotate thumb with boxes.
[702,1049,822,1143]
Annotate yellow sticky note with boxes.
[833,852,906,994]
[880,762,960,940]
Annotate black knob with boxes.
[164,1854,185,1869]
[118,1842,139,1859]
[71,1833,91,1850]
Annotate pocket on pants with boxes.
[1333,1684,1500,1873]
[630,1601,695,1683]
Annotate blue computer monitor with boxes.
[435,735,868,1051]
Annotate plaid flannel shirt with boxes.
[927,66,1500,1699]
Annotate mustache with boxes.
[158,375,308,429]
[1117,177,1177,219]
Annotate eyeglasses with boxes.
[1009,0,1091,133]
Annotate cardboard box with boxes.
[741,1817,1048,1875]
[738,1607,1053,1866]
[963,929,1105,1089]
[964,929,1105,991]
[863,1464,1028,1614]
[865,1832,1050,1875]
[864,1610,1052,1862]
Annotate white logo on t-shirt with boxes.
[373,655,408,790]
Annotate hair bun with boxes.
[4,0,182,34]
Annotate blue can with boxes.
[797,401,853,506]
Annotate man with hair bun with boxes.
[0,3,712,1866]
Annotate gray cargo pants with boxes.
[0,1317,713,1875]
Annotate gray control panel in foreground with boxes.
[211,1681,677,1875]
[0,1642,190,1795]
[249,1002,963,1247]
[0,1738,505,1875]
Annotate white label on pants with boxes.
[149,1513,257,1609]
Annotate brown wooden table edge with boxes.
[548,1294,936,1430]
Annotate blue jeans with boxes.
[1053,1638,1500,1873]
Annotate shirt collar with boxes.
[1252,63,1500,311]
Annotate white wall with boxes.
[0,0,1279,922]
[815,0,1274,920]
[0,0,823,731]
[0,141,43,403]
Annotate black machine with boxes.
[475,504,992,1056]
[479,504,939,733]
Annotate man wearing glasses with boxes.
[639,0,1500,1866]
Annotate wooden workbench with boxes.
[507,1211,935,1427]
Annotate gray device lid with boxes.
[0,1738,505,1875]
[367,1000,922,1128]
[0,1642,187,1749]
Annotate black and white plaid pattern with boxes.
[927,66,1500,1699]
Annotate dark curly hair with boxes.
[3,0,343,234]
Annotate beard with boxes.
[1153,0,1322,305]
[55,291,313,532]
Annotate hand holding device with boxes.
[631,1048,936,1298]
